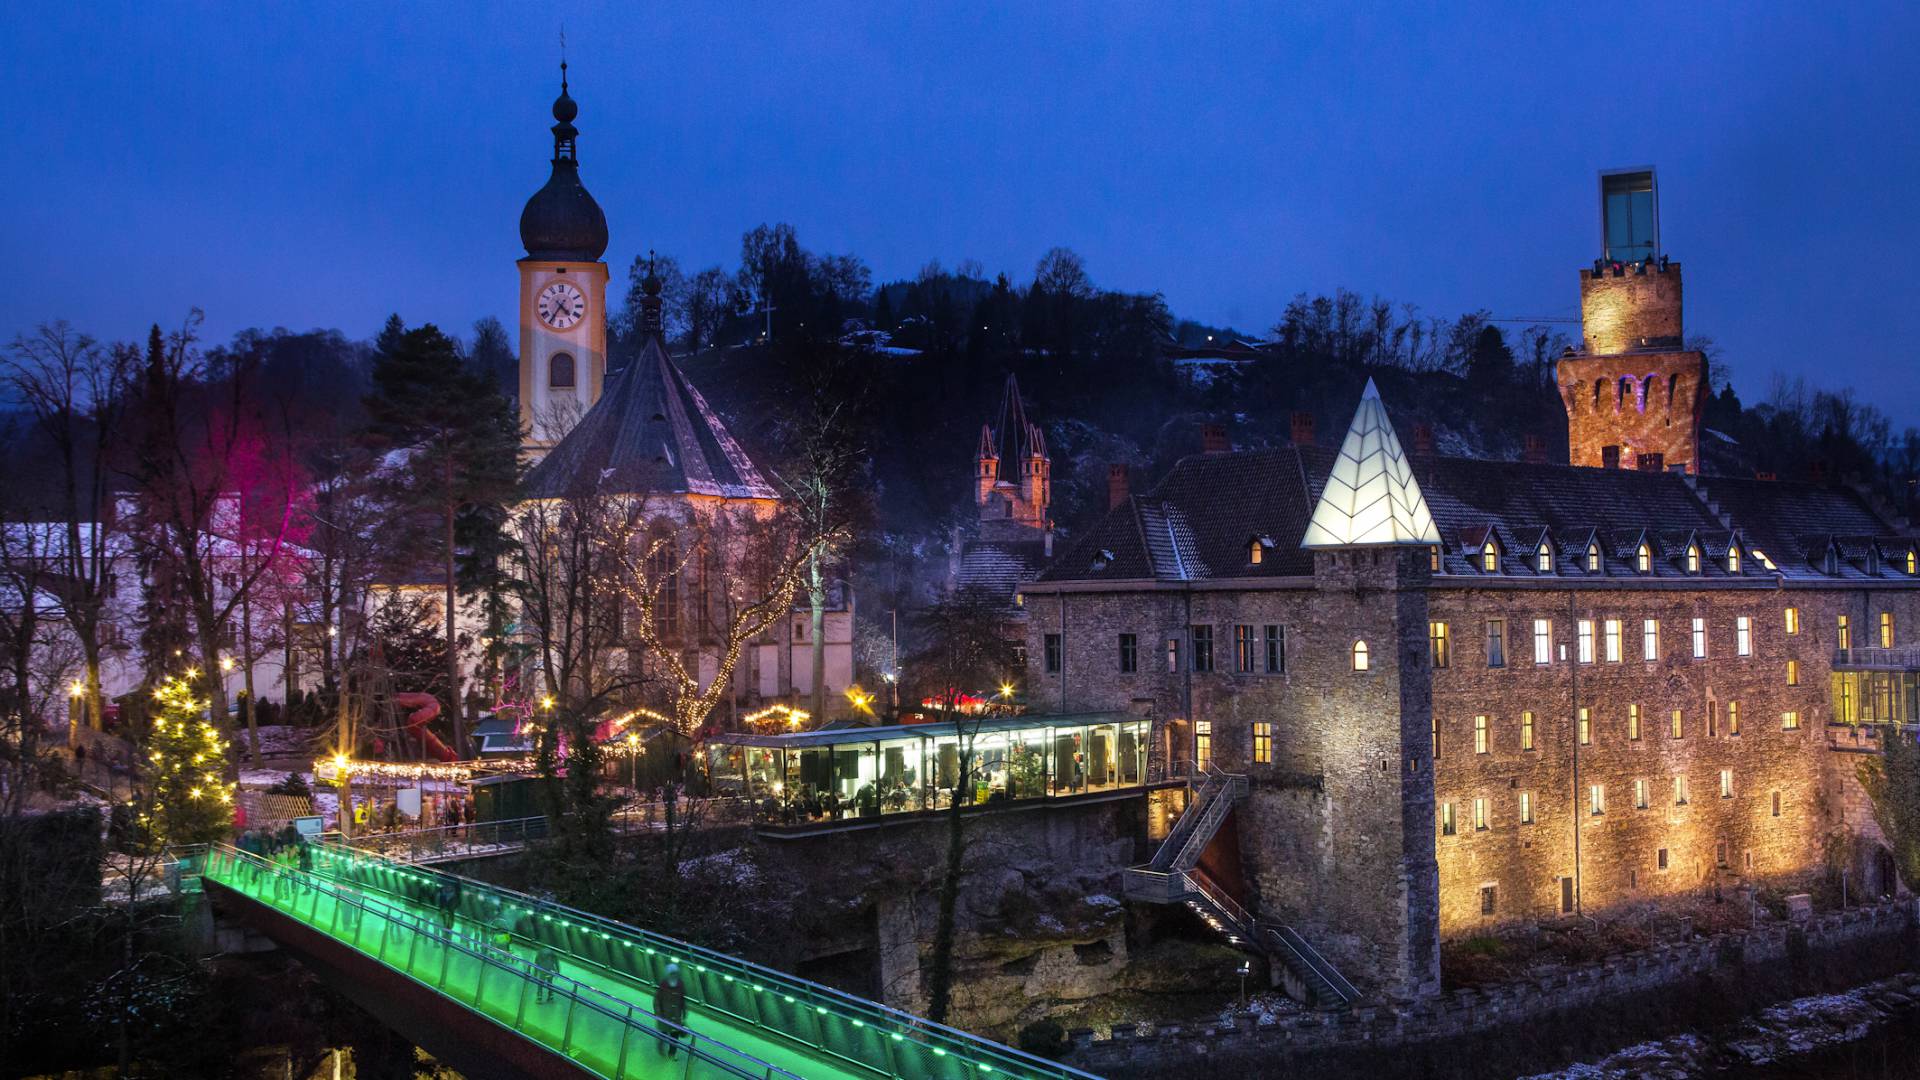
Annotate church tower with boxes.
[518,63,609,454]
[1557,168,1708,474]
[972,375,1051,542]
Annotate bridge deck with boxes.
[198,844,1092,1080]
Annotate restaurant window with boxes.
[1044,634,1062,673]
[1429,621,1450,668]
[1234,625,1256,673]
[1264,625,1286,674]
[1252,721,1273,764]
[1485,619,1506,668]
[1118,633,1138,673]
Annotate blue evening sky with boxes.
[2,3,1916,421]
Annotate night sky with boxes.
[4,4,1916,422]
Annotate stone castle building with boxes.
[1022,172,1920,1003]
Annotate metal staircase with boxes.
[1122,764,1358,1009]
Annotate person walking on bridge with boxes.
[654,963,688,1059]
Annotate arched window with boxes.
[1586,542,1601,572]
[549,352,576,389]
[1351,640,1370,671]
[1685,544,1700,574]
[1636,543,1652,574]
[1727,546,1741,574]
[1908,549,1918,576]
[1536,542,1553,573]
[647,535,679,634]
[1249,538,1264,565]
[1481,541,1499,573]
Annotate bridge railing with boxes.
[202,844,803,1080]
[311,840,1100,1080]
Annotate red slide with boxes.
[393,691,458,762]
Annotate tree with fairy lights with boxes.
[140,677,236,846]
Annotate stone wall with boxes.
[1073,899,1918,1077]
[1578,262,1684,354]
[1557,348,1705,473]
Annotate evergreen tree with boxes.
[364,323,521,756]
[141,677,235,846]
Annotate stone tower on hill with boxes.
[1556,168,1709,475]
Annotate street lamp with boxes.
[625,732,641,795]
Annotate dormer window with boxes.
[1907,549,1917,576]
[1586,542,1601,572]
[1685,544,1701,574]
[1726,546,1741,574]
[1248,536,1274,566]
[1636,543,1652,574]
[1481,540,1499,573]
[1090,548,1116,572]
[1752,547,1776,571]
[1429,545,1441,572]
[1536,542,1553,573]
[1824,549,1839,575]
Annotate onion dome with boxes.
[519,62,608,261]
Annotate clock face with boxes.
[537,281,587,330]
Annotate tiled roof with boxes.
[522,335,778,501]
[956,539,1050,604]
[1037,446,1916,585]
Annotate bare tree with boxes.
[2,322,134,736]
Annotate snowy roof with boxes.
[1300,379,1440,547]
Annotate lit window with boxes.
[1440,803,1456,836]
[1195,720,1213,770]
[1252,721,1272,764]
[1686,544,1701,573]
[1473,797,1488,831]
[1909,550,1918,576]
[1673,775,1690,805]
[1736,615,1752,656]
[1536,542,1553,572]
[1429,545,1441,572]
[1586,543,1601,572]
[1784,607,1800,635]
[1753,548,1776,570]
[1634,779,1648,809]
[1520,711,1535,751]
[1727,546,1741,573]
[1485,619,1506,668]
[1351,640,1370,671]
[1727,700,1740,735]
[1533,619,1552,665]
[1782,710,1800,730]
[1691,617,1707,658]
[1249,538,1264,565]
[1432,716,1440,758]
[1628,703,1641,741]
[1636,543,1652,573]
[1518,791,1534,824]
[1643,618,1660,660]
[1671,709,1684,739]
[1589,784,1605,816]
[1720,769,1734,799]
[1604,619,1622,663]
[1786,660,1799,686]
[1578,707,1591,745]
[1234,625,1256,674]
[1474,714,1489,754]
[1577,619,1595,664]
[1881,612,1895,649]
[1482,540,1499,573]
[1838,614,1852,650]
[1429,622,1450,668]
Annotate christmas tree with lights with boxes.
[141,677,236,846]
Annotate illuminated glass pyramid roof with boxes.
[1300,379,1440,547]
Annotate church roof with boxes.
[521,335,778,501]
[519,66,607,262]
[1301,379,1439,547]
[981,374,1045,480]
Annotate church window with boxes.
[549,352,576,389]
[647,538,679,635]
[1351,640,1370,671]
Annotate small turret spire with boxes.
[640,249,665,336]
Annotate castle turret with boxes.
[1557,168,1707,474]
[972,375,1051,540]
[975,424,999,507]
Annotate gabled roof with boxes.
[522,335,778,501]
[1301,379,1440,548]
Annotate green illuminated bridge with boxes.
[192,844,1101,1080]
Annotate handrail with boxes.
[309,840,1098,1080]
[1170,786,1235,871]
[1834,646,1920,671]
[1267,924,1359,1006]
[1182,868,1252,933]
[201,844,799,1080]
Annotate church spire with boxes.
[550,59,579,162]
[639,251,665,337]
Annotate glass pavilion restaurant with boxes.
[702,713,1155,828]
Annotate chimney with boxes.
[1410,422,1435,455]
[1636,452,1664,472]
[1200,423,1230,455]
[1601,445,1621,470]
[1107,464,1131,510]
[1522,435,1548,464]
[1290,411,1316,447]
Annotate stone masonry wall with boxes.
[1557,349,1705,473]
[1579,263,1684,355]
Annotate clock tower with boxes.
[517,63,609,453]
